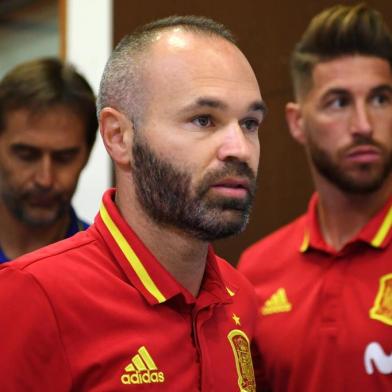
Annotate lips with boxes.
[345,145,382,164]
[24,193,61,206]
[210,177,251,198]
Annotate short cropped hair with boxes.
[291,3,392,98]
[97,15,237,123]
[0,58,98,148]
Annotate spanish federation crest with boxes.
[227,329,256,392]
[369,273,392,326]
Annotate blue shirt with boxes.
[0,207,89,263]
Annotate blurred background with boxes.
[1,0,391,264]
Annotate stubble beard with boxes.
[308,134,392,194]
[131,134,257,241]
[1,184,69,228]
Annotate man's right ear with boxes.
[285,102,306,145]
[99,107,133,166]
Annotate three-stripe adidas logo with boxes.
[261,288,292,315]
[121,346,165,385]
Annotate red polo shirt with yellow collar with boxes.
[0,189,257,392]
[238,193,392,392]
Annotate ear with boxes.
[285,102,306,145]
[99,108,133,166]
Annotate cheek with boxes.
[252,139,261,171]
[375,115,392,142]
[55,164,85,191]
[0,162,31,186]
[304,116,342,146]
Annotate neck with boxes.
[115,185,209,297]
[314,175,392,251]
[0,203,70,260]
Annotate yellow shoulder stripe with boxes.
[100,203,166,303]
[371,204,392,248]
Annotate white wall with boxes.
[65,0,113,222]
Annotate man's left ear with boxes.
[99,107,133,166]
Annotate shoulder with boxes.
[243,214,305,257]
[0,226,106,288]
[237,214,306,279]
[0,224,120,324]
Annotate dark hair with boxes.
[291,3,392,97]
[97,15,236,118]
[0,57,98,148]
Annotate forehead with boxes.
[1,107,87,148]
[142,30,261,111]
[310,55,392,96]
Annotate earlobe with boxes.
[285,102,306,145]
[99,108,132,166]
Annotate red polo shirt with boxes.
[239,193,392,392]
[0,189,257,392]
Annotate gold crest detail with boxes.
[369,273,392,326]
[227,329,256,392]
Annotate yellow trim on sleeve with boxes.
[100,203,166,303]
[300,228,310,252]
[371,204,392,248]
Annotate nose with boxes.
[34,156,54,189]
[217,124,255,163]
[351,102,372,137]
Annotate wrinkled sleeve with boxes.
[0,267,71,392]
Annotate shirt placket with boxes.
[318,257,347,388]
[191,302,218,392]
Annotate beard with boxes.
[131,134,257,241]
[1,185,70,228]
[308,134,392,194]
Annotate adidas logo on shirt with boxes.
[121,346,165,385]
[261,288,292,315]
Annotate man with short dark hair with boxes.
[239,4,392,391]
[0,58,97,262]
[0,16,265,391]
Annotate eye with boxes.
[11,146,41,162]
[241,118,260,133]
[326,95,350,109]
[371,93,391,107]
[192,115,213,128]
[52,149,79,164]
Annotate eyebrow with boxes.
[11,143,81,154]
[181,96,267,115]
[322,88,349,97]
[249,101,268,116]
[323,84,392,98]
[371,84,392,95]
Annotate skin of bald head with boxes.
[97,16,240,128]
[141,28,259,123]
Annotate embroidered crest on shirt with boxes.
[369,273,392,326]
[121,346,165,385]
[227,329,256,392]
[261,288,292,316]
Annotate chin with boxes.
[22,210,62,227]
